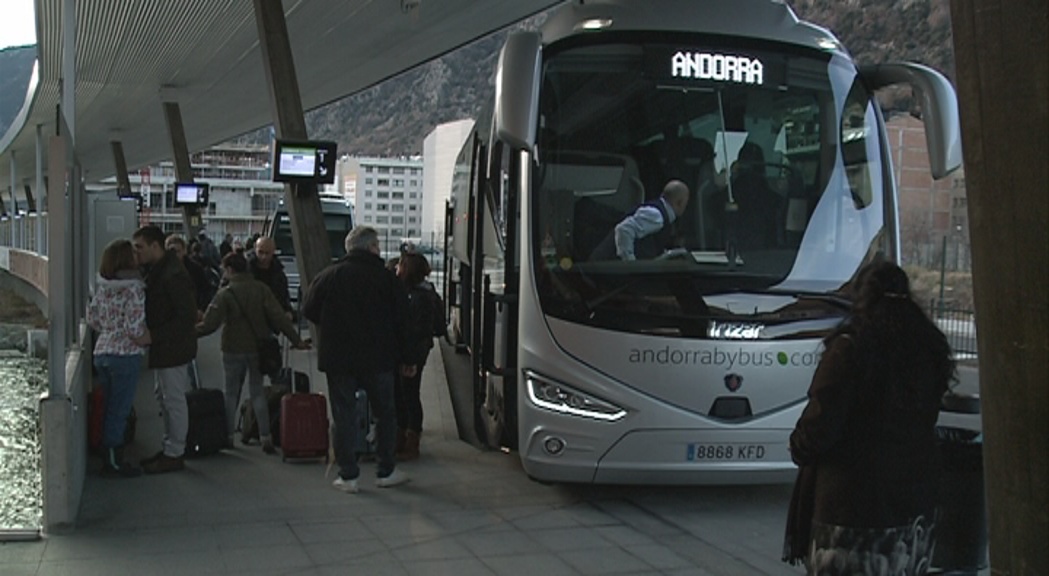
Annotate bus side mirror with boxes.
[495,31,541,153]
[860,62,963,180]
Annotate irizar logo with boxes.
[708,321,763,340]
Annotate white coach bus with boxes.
[266,193,354,303]
[445,0,961,484]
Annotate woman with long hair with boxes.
[393,251,438,460]
[784,261,956,575]
[86,238,149,478]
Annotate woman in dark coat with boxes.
[393,252,438,460]
[784,261,955,575]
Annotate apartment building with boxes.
[422,119,475,247]
[115,143,285,241]
[337,155,424,254]
[885,114,969,270]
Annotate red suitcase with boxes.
[88,386,137,455]
[280,392,329,461]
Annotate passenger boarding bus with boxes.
[444,0,961,484]
[265,194,354,303]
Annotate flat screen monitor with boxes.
[272,139,337,184]
[174,182,210,206]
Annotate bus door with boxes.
[476,140,521,451]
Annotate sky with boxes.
[0,0,36,50]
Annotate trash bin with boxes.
[931,394,988,574]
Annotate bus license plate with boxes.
[687,443,766,461]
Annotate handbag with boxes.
[257,335,282,376]
[228,288,283,377]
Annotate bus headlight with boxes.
[524,370,627,422]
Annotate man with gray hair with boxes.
[590,179,691,261]
[302,226,412,493]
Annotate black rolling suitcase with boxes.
[275,366,311,394]
[185,360,228,458]
[271,334,311,394]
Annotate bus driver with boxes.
[590,179,690,261]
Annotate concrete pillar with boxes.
[36,124,45,209]
[61,0,75,144]
[161,102,200,238]
[950,0,1048,573]
[37,0,89,534]
[111,141,132,198]
[36,125,46,253]
[252,0,332,322]
[40,396,73,532]
[8,151,17,214]
[24,184,36,214]
[47,132,69,390]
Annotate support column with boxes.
[43,115,72,534]
[36,124,45,210]
[950,0,1048,573]
[253,0,332,310]
[23,184,35,214]
[8,151,18,214]
[162,102,200,238]
[61,0,75,144]
[35,124,46,254]
[111,141,132,198]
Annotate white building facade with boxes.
[99,144,285,242]
[339,155,425,254]
[422,119,475,248]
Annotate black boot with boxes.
[102,446,142,478]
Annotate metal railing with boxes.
[0,213,49,256]
[930,300,979,358]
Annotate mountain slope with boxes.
[309,0,955,156]
[0,1,955,157]
[0,45,36,138]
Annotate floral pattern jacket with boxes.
[87,274,147,357]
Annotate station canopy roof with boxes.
[0,0,561,189]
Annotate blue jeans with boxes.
[222,352,269,438]
[327,370,397,480]
[93,354,142,448]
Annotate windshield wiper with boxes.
[755,289,853,310]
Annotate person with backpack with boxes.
[393,251,442,460]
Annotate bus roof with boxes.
[541,0,846,56]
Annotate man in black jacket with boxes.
[303,226,412,493]
[132,225,199,474]
[165,234,212,315]
[247,236,293,320]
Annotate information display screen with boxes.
[278,146,317,177]
[272,140,337,184]
[174,182,209,206]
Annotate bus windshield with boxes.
[532,38,888,333]
[272,211,353,259]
